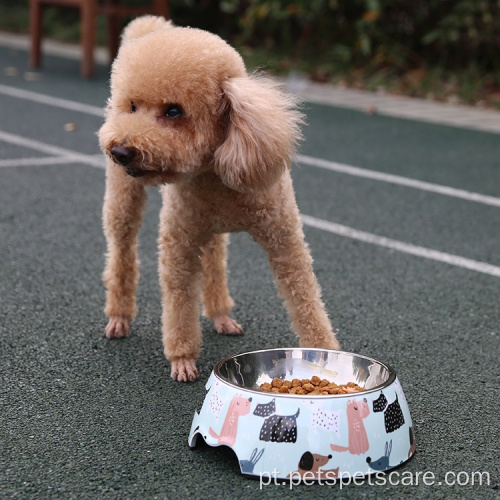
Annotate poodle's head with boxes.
[99,16,303,190]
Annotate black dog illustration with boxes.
[253,398,276,417]
[372,392,405,433]
[254,400,300,443]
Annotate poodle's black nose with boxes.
[111,145,136,166]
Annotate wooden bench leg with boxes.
[106,0,120,64]
[81,0,97,78]
[29,0,43,68]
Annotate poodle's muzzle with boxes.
[110,145,144,177]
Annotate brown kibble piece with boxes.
[260,377,364,395]
[272,378,283,388]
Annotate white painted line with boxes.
[0,130,105,168]
[298,154,500,208]
[0,83,104,117]
[301,214,500,278]
[0,156,76,168]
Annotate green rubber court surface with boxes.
[1,45,499,499]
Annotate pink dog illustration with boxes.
[209,394,252,446]
[330,398,370,455]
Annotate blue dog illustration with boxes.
[239,448,264,474]
[366,440,396,471]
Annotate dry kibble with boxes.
[272,378,283,388]
[260,377,365,395]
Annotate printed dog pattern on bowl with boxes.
[329,398,370,455]
[372,391,405,433]
[189,372,415,480]
[208,394,252,446]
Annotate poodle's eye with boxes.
[164,105,183,119]
[130,101,136,113]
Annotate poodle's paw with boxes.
[171,357,199,382]
[105,316,130,339]
[301,334,341,351]
[213,315,244,335]
[325,337,341,351]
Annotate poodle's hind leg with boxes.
[201,233,243,335]
[102,159,147,338]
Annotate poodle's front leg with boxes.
[102,159,147,338]
[158,213,205,382]
[252,218,340,350]
[201,233,243,335]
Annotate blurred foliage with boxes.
[218,0,500,72]
[1,0,499,105]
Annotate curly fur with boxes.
[99,16,340,382]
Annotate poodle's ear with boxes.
[214,75,303,192]
[121,15,173,42]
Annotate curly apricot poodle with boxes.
[99,16,340,382]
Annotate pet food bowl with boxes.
[188,348,415,481]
